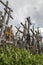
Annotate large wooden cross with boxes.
[0,0,13,37]
[0,0,13,12]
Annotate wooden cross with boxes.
[32,25,35,46]
[15,26,21,35]
[30,28,41,53]
[0,0,13,12]
[26,17,31,33]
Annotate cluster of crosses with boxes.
[0,0,43,54]
[15,17,43,54]
[0,0,14,43]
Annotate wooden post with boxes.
[21,21,27,40]
[0,11,2,19]
[6,10,10,25]
[26,17,31,48]
[26,17,31,33]
[1,16,5,37]
[4,1,8,18]
[32,25,35,46]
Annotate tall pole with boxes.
[26,17,32,49]
[4,1,8,18]
[32,25,34,45]
[6,10,10,25]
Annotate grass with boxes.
[0,44,43,65]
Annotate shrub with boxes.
[0,44,43,65]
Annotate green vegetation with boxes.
[0,45,43,65]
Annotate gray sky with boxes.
[0,0,43,34]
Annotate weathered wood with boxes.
[15,26,23,33]
[0,11,2,19]
[0,0,13,12]
[32,25,35,45]
[16,26,21,35]
[26,17,31,33]
[4,1,8,18]
[21,22,27,30]
[6,10,10,25]
[30,27,42,54]
[4,8,13,19]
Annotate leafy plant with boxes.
[0,44,43,65]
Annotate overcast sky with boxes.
[0,0,43,35]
